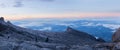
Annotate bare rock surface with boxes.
[112,28,120,42]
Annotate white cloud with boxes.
[39,27,52,31]
[102,24,120,30]
[101,24,120,32]
[81,22,120,30]
[18,22,43,27]
[81,22,97,26]
[56,23,74,26]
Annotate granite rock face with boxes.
[112,28,120,42]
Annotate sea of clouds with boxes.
[11,18,120,41]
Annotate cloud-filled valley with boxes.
[11,18,120,41]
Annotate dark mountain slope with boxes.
[0,17,105,50]
[0,17,45,42]
[42,27,104,45]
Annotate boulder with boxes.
[112,42,120,50]
[56,45,69,50]
[112,28,120,42]
[70,45,93,50]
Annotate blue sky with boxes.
[0,0,120,20]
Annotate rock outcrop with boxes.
[0,17,8,32]
[112,28,120,42]
[64,27,103,45]
[0,17,4,21]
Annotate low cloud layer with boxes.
[12,18,120,32]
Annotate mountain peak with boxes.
[65,26,99,42]
[7,21,12,24]
[66,26,81,33]
[0,17,5,22]
[66,26,74,32]
[0,17,11,32]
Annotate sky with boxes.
[0,0,120,20]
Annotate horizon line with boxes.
[1,13,120,20]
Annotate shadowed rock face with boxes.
[0,17,45,42]
[112,28,120,42]
[40,26,105,45]
[0,17,8,32]
[66,27,97,40]
[0,24,8,32]
[63,27,102,45]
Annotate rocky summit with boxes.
[0,17,120,50]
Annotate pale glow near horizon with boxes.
[2,13,120,20]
